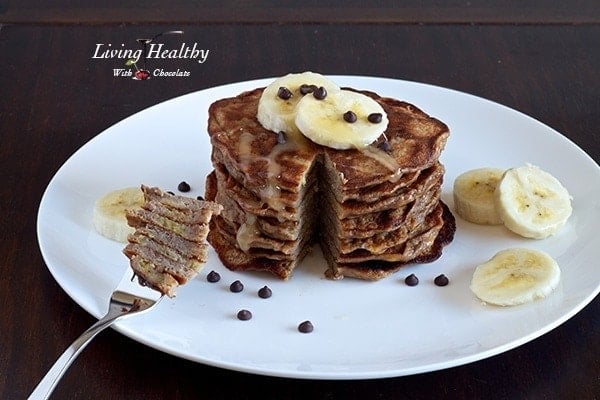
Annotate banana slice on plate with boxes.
[92,186,144,242]
[495,164,572,239]
[295,89,389,149]
[257,71,340,135]
[453,167,505,225]
[470,248,561,306]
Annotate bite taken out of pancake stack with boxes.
[205,72,455,281]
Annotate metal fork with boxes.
[28,270,164,400]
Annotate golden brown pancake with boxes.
[123,185,222,296]
[205,86,454,280]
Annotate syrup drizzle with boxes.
[238,131,254,164]
[358,145,402,182]
[235,129,400,252]
[235,130,306,251]
[236,213,259,252]
[237,130,308,213]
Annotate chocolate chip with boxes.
[299,84,316,95]
[277,86,293,100]
[313,86,327,100]
[368,113,383,123]
[237,309,252,320]
[230,280,244,292]
[277,131,287,144]
[298,320,314,333]
[378,140,391,153]
[196,195,204,201]
[434,274,449,287]
[206,270,220,283]
[258,286,272,299]
[177,181,191,192]
[343,111,357,123]
[404,274,419,286]
[166,191,175,196]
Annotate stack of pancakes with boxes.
[205,87,454,280]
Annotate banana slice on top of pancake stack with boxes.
[257,71,388,149]
[257,71,341,136]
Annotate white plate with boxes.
[37,76,600,380]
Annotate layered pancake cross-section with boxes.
[205,80,455,281]
[123,185,223,297]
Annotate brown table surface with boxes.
[1,3,599,399]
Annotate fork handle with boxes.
[28,314,121,400]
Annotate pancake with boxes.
[123,185,222,296]
[205,85,454,280]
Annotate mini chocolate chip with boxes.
[196,195,204,201]
[368,113,383,123]
[404,274,419,286]
[299,84,316,95]
[277,131,287,144]
[258,286,272,299]
[298,320,314,333]
[135,275,150,287]
[166,191,175,195]
[177,181,191,192]
[343,111,357,123]
[230,280,244,293]
[277,86,293,100]
[206,270,220,283]
[313,86,327,100]
[378,140,391,153]
[237,309,252,320]
[434,274,449,287]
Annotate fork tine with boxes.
[114,269,163,303]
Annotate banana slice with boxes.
[470,248,561,306]
[495,164,572,239]
[295,89,389,149]
[92,187,144,242]
[257,71,340,135]
[453,168,505,225]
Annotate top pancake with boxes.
[207,87,450,194]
